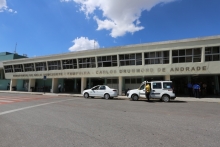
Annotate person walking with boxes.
[194,83,201,98]
[58,84,61,93]
[145,83,151,101]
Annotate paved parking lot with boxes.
[0,92,220,147]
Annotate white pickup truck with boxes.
[126,81,176,102]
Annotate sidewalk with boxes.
[0,90,220,103]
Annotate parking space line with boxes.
[0,98,74,116]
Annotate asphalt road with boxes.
[0,93,220,147]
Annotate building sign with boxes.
[11,65,208,79]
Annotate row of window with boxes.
[4,46,220,73]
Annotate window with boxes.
[99,86,106,90]
[107,79,118,84]
[205,46,220,62]
[119,53,142,66]
[79,57,96,68]
[36,62,47,71]
[152,82,162,89]
[4,65,13,73]
[172,48,201,63]
[163,82,172,89]
[145,51,169,65]
[62,59,77,69]
[48,60,61,70]
[14,64,23,72]
[24,63,35,72]
[97,55,117,67]
[125,78,142,84]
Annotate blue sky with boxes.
[0,0,220,57]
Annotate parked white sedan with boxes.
[82,85,118,99]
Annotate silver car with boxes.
[82,85,118,99]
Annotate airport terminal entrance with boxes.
[171,75,219,97]
[64,78,81,93]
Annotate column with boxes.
[28,79,36,92]
[51,78,58,93]
[164,75,170,81]
[142,52,145,65]
[201,47,205,63]
[81,77,87,94]
[119,76,122,96]
[169,50,172,64]
[10,79,17,91]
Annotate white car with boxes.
[127,81,176,102]
[82,85,118,99]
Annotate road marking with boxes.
[0,98,74,116]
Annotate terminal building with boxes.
[2,36,220,97]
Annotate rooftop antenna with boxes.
[14,43,17,54]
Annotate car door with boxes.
[139,82,146,98]
[90,86,100,96]
[150,82,162,99]
[97,85,106,97]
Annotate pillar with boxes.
[51,78,58,93]
[201,47,205,63]
[169,50,172,64]
[165,75,170,81]
[10,79,17,91]
[81,77,87,94]
[28,79,36,92]
[119,76,122,96]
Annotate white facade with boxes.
[2,36,220,95]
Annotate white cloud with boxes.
[69,37,100,52]
[61,0,177,38]
[0,0,17,13]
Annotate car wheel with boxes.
[131,94,139,101]
[84,93,89,98]
[161,95,170,102]
[104,94,110,99]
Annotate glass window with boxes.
[119,53,142,66]
[213,55,219,61]
[152,82,162,89]
[112,79,118,84]
[213,46,219,54]
[194,48,201,55]
[172,50,178,56]
[186,49,192,55]
[179,49,185,56]
[163,82,172,89]
[24,63,35,72]
[145,51,169,65]
[131,78,136,83]
[4,65,13,73]
[125,79,130,84]
[98,55,117,67]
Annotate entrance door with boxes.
[64,79,74,92]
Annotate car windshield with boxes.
[139,82,145,90]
